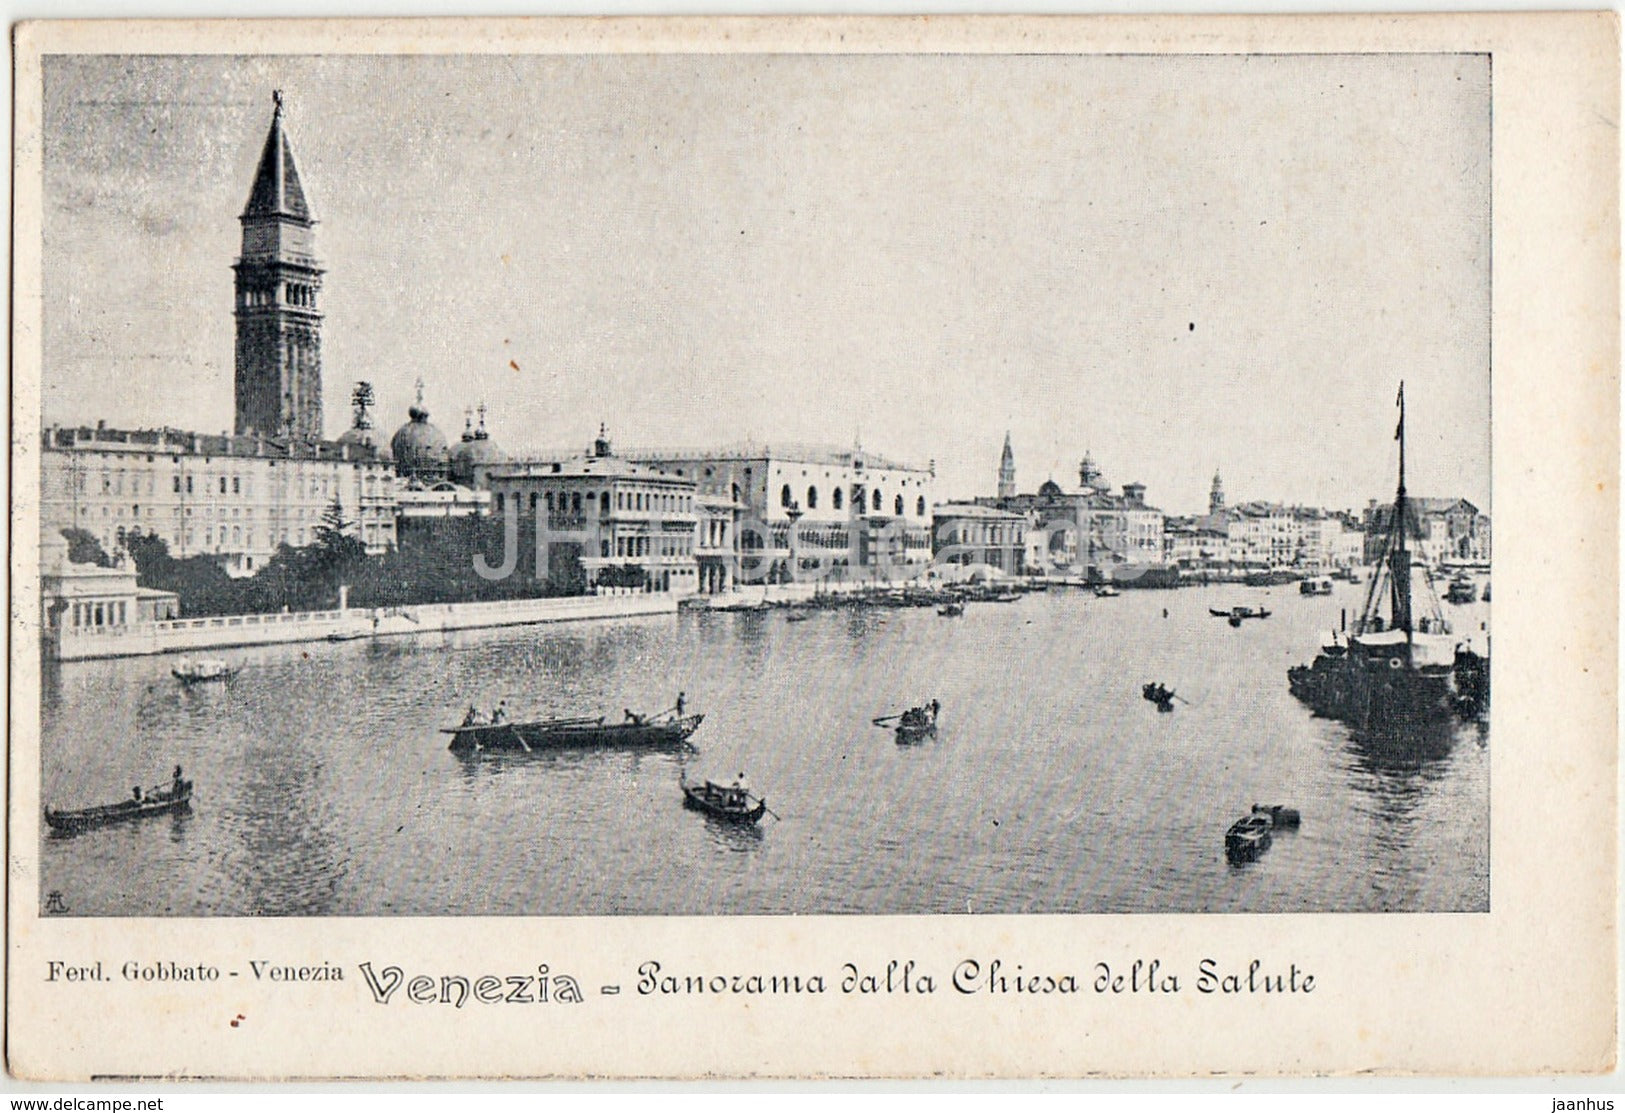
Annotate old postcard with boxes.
[8,14,1617,1080]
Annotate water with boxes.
[38,584,1490,916]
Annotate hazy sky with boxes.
[41,52,1490,514]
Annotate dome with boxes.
[448,406,503,485]
[337,423,391,462]
[391,402,449,481]
[1037,478,1064,499]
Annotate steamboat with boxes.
[1288,383,1473,737]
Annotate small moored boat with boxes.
[1300,577,1334,596]
[1224,813,1273,861]
[938,602,965,617]
[46,770,193,833]
[172,658,239,683]
[1251,803,1301,828]
[680,772,768,824]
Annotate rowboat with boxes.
[443,709,704,753]
[46,776,193,833]
[172,658,239,683]
[1251,803,1301,828]
[938,602,965,617]
[1212,606,1271,627]
[680,773,768,824]
[1224,813,1273,861]
[1142,682,1177,712]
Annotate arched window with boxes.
[833,487,844,511]
[917,496,926,517]
[872,488,883,512]
[572,492,582,514]
[895,494,904,516]
[807,486,818,510]
[781,484,792,508]
[601,492,610,513]
[732,484,742,504]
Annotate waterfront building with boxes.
[1185,496,1364,574]
[982,447,1166,579]
[234,92,324,441]
[626,443,936,584]
[486,427,700,594]
[932,503,1028,576]
[40,423,397,574]
[1363,497,1490,566]
[39,534,180,646]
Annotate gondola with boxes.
[172,658,239,683]
[443,709,704,753]
[680,773,768,824]
[1142,682,1177,712]
[46,777,193,833]
[938,602,965,617]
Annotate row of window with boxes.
[612,534,693,558]
[781,484,927,518]
[240,283,318,309]
[68,600,127,628]
[80,471,355,500]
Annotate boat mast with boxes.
[1390,382,1413,643]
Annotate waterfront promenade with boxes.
[48,591,677,661]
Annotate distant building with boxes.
[625,443,936,584]
[40,423,397,574]
[1363,497,1490,565]
[486,427,700,595]
[932,503,1027,576]
[981,447,1165,579]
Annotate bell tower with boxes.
[234,91,324,440]
[1209,469,1226,514]
[997,432,1016,500]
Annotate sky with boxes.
[40,52,1490,515]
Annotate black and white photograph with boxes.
[8,14,1615,1083]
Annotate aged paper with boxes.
[8,14,1617,1080]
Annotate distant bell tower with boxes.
[1209,469,1226,514]
[997,432,1016,500]
[234,90,324,440]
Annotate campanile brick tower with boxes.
[234,91,324,439]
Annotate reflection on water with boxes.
[38,585,1489,915]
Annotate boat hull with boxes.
[45,784,193,833]
[681,782,767,824]
[445,713,704,753]
[1288,643,1456,735]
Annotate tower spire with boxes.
[997,431,1016,500]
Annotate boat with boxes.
[1211,606,1271,627]
[171,658,239,683]
[938,602,965,617]
[1251,803,1301,828]
[1445,576,1478,604]
[1224,813,1273,861]
[1142,682,1177,712]
[46,772,194,833]
[1287,383,1466,736]
[1092,586,1120,598]
[679,772,768,824]
[784,611,813,623]
[1300,577,1334,596]
[443,707,704,753]
[878,701,939,744]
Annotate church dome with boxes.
[337,423,390,461]
[391,401,449,482]
[1037,478,1064,499]
[448,406,502,485]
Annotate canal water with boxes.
[39,583,1490,916]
